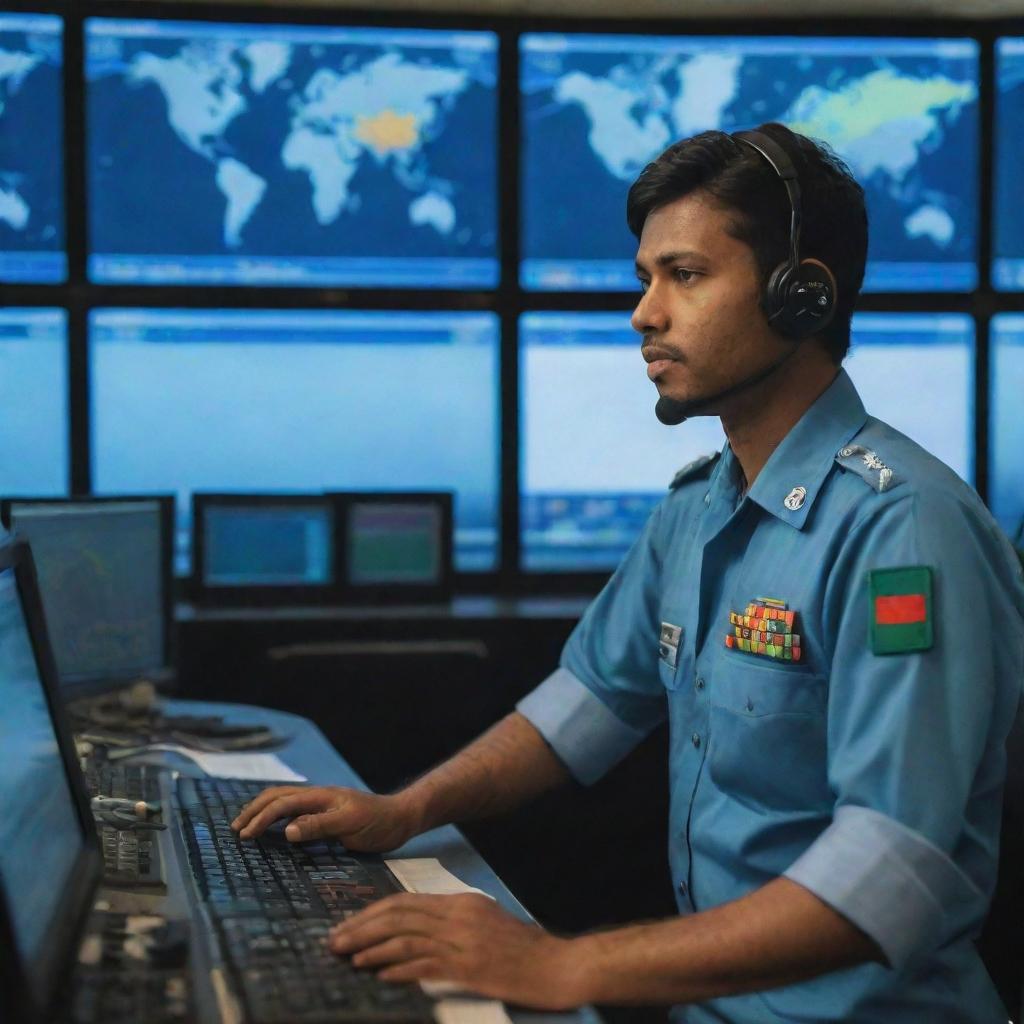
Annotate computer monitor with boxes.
[0,14,65,283]
[521,34,978,293]
[994,38,1024,290]
[85,17,498,288]
[519,311,726,572]
[0,497,175,697]
[193,493,338,604]
[989,316,1024,544]
[0,308,68,496]
[336,491,453,601]
[89,308,500,573]
[0,539,101,1024]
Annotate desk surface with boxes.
[113,698,599,1024]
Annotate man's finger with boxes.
[230,786,305,830]
[350,935,446,969]
[329,901,457,954]
[332,894,456,937]
[284,808,356,842]
[377,957,447,984]
[238,791,337,838]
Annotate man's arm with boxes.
[232,712,570,845]
[326,873,881,1009]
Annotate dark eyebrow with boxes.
[635,250,709,274]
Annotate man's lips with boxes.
[642,346,678,381]
[646,358,675,381]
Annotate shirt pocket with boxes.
[707,655,831,812]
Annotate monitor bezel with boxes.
[0,494,177,697]
[0,538,103,1024]
[331,490,455,604]
[191,492,342,606]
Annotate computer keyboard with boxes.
[98,824,164,887]
[84,758,163,809]
[176,776,434,1024]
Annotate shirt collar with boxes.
[714,368,869,531]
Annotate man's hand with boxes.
[230,785,418,850]
[328,892,586,1009]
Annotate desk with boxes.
[104,698,600,1024]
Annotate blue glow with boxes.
[521,34,978,294]
[519,311,974,573]
[89,309,500,573]
[85,18,497,288]
[994,40,1024,291]
[0,308,68,496]
[989,316,1024,543]
[0,13,65,283]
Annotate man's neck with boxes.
[720,350,841,491]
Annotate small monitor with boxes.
[990,316,1024,543]
[337,492,453,601]
[0,496,175,697]
[521,33,978,293]
[0,14,66,283]
[193,494,338,604]
[994,39,1024,290]
[0,540,101,1024]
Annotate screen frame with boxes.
[0,494,177,697]
[191,491,342,606]
[0,538,103,1024]
[331,490,455,604]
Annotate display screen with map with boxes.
[85,18,498,288]
[989,316,1024,544]
[89,309,500,573]
[994,39,1024,290]
[520,311,973,572]
[521,34,979,293]
[0,308,68,497]
[0,14,64,283]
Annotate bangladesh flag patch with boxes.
[868,566,934,655]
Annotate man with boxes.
[232,124,1024,1021]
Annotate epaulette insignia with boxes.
[669,451,721,490]
[835,444,898,493]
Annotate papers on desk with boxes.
[110,744,307,782]
[383,858,513,1024]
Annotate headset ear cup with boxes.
[767,262,836,340]
[763,261,795,334]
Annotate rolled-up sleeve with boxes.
[783,489,1024,968]
[517,502,670,785]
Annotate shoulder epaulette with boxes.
[669,451,721,491]
[834,443,901,494]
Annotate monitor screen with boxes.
[519,311,726,572]
[0,308,68,496]
[90,309,500,572]
[0,567,85,994]
[5,501,167,687]
[0,14,65,283]
[203,502,334,587]
[994,39,1024,290]
[521,34,978,293]
[845,312,974,483]
[347,501,443,585]
[85,18,498,288]
[989,316,1024,544]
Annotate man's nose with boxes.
[631,284,668,336]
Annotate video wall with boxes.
[2,8,1022,580]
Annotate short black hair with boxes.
[626,123,868,363]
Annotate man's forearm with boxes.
[569,876,883,1007]
[396,711,571,835]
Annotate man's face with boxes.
[631,190,783,414]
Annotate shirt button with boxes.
[703,493,711,507]
[678,880,688,896]
[691,732,701,749]
[695,677,705,691]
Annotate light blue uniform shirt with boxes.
[518,369,1024,1022]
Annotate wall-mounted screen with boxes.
[0,308,68,496]
[85,18,498,288]
[845,312,974,483]
[522,35,978,293]
[0,14,64,283]
[994,39,1024,291]
[519,311,726,572]
[989,316,1024,544]
[89,309,499,573]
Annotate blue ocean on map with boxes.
[521,35,979,293]
[994,39,1024,290]
[85,20,498,287]
[0,14,64,283]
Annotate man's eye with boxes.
[674,268,699,284]
[637,279,650,294]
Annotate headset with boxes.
[731,128,836,341]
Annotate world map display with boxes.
[994,39,1024,290]
[522,35,979,293]
[0,15,64,283]
[86,20,498,287]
